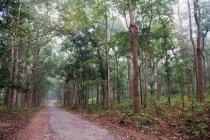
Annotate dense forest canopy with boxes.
[0,0,210,139]
[0,0,209,117]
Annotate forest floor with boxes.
[63,98,210,140]
[68,109,169,140]
[1,101,117,140]
[0,106,37,140]
[1,100,209,140]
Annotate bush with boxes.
[186,115,208,139]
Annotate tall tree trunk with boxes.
[127,54,133,101]
[20,63,28,108]
[188,0,198,96]
[73,79,78,106]
[166,54,171,105]
[164,80,167,96]
[8,45,14,110]
[105,11,112,111]
[27,64,36,108]
[143,53,148,108]
[156,61,161,100]
[83,67,88,109]
[7,2,22,110]
[37,81,42,107]
[139,63,143,105]
[97,82,101,110]
[150,61,155,97]
[178,0,191,100]
[188,0,204,102]
[13,2,21,108]
[128,0,140,113]
[97,47,102,110]
[4,88,9,106]
[116,54,120,104]
[7,87,12,109]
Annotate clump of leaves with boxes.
[113,100,133,111]
[71,104,80,110]
[185,115,208,139]
[117,109,151,129]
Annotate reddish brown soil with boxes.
[17,106,54,140]
[0,108,36,140]
[68,108,210,140]
[68,110,170,140]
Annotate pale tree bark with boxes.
[150,61,155,97]
[14,2,22,108]
[20,63,28,108]
[27,27,41,108]
[128,0,140,113]
[83,66,89,109]
[156,61,161,100]
[105,12,112,111]
[7,2,22,110]
[97,82,101,109]
[193,0,204,102]
[97,47,102,110]
[114,50,120,103]
[7,43,14,110]
[178,0,191,100]
[73,79,78,105]
[28,63,36,108]
[69,79,77,108]
[188,0,198,93]
[14,46,19,107]
[127,54,133,101]
[143,52,148,108]
[27,40,40,108]
[188,0,204,102]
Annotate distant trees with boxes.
[0,0,209,112]
[0,0,56,110]
[54,0,209,113]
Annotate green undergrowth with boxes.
[0,105,39,115]
[70,95,210,139]
[146,95,210,139]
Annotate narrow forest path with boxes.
[49,102,116,140]
[17,102,116,140]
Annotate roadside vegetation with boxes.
[0,0,210,139]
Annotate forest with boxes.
[0,0,210,140]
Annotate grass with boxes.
[79,94,210,139]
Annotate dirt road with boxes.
[17,102,116,140]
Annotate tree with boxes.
[128,0,140,113]
[188,0,204,102]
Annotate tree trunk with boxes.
[128,0,140,113]
[73,79,78,106]
[167,76,171,105]
[127,55,133,101]
[97,47,102,110]
[37,81,42,107]
[97,81,101,110]
[8,46,14,110]
[20,63,28,108]
[156,61,161,100]
[188,0,204,102]
[150,61,155,97]
[116,55,120,104]
[83,66,89,109]
[105,12,112,111]
[84,88,89,109]
[178,0,191,101]
[7,3,22,110]
[143,53,148,108]
[28,65,36,109]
